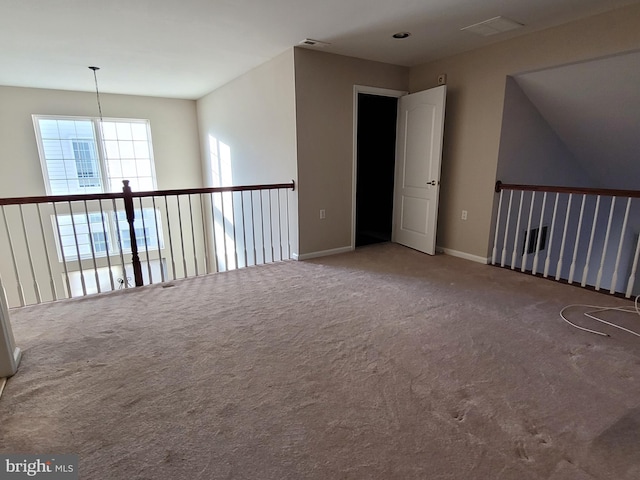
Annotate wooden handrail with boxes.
[130,181,295,198]
[0,180,296,289]
[0,181,295,206]
[0,192,122,206]
[495,181,640,199]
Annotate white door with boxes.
[392,85,446,255]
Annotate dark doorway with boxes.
[356,93,398,247]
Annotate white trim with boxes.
[351,85,407,249]
[293,246,353,261]
[436,246,490,264]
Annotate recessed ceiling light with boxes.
[392,32,411,39]
[461,16,524,36]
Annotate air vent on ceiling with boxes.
[461,16,524,36]
[298,38,331,48]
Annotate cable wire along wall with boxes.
[0,180,295,308]
[492,181,640,298]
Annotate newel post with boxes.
[122,180,144,287]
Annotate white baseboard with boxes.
[436,246,490,265]
[293,246,353,261]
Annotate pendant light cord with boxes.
[89,66,104,123]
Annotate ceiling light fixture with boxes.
[298,39,331,48]
[88,66,104,123]
[461,16,524,36]
[392,32,411,39]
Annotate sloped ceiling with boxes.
[0,0,639,99]
[514,51,640,190]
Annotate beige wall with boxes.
[294,48,409,255]
[0,86,201,197]
[197,49,299,256]
[197,49,298,186]
[409,3,640,259]
[0,86,202,306]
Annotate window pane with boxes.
[42,139,64,159]
[112,208,163,252]
[115,122,133,140]
[52,212,109,261]
[136,160,151,177]
[39,119,60,139]
[118,141,135,159]
[36,118,100,195]
[104,140,120,160]
[130,123,148,141]
[107,160,122,177]
[133,141,150,159]
[121,160,137,177]
[35,116,156,196]
[100,122,117,140]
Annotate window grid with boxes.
[34,116,156,195]
[53,208,163,261]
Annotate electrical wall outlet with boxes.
[320,209,326,219]
[461,210,468,221]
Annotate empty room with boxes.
[1,1,640,479]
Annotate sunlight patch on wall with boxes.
[209,134,236,270]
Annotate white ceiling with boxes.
[1,0,638,99]
[515,51,640,190]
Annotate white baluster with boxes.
[556,194,573,281]
[2,206,25,306]
[595,197,616,291]
[83,200,101,294]
[532,192,547,275]
[19,205,41,303]
[626,233,640,298]
[163,196,177,280]
[511,191,525,270]
[176,196,188,277]
[188,194,198,277]
[501,190,514,267]
[521,192,536,272]
[492,190,503,266]
[581,195,601,287]
[98,200,115,291]
[610,198,631,294]
[36,204,57,301]
[568,195,587,284]
[52,202,71,298]
[68,202,86,296]
[139,198,153,283]
[544,193,560,278]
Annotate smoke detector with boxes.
[298,38,331,47]
[461,16,524,36]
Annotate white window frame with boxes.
[33,115,157,195]
[51,208,164,262]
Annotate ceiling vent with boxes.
[298,39,331,48]
[461,16,524,36]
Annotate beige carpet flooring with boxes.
[1,243,640,479]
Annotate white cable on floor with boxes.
[560,295,640,338]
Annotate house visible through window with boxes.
[72,140,100,188]
[33,115,156,195]
[33,115,162,261]
[53,209,163,261]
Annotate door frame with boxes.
[351,85,407,249]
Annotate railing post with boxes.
[123,180,144,287]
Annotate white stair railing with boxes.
[493,182,640,298]
[0,181,296,308]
